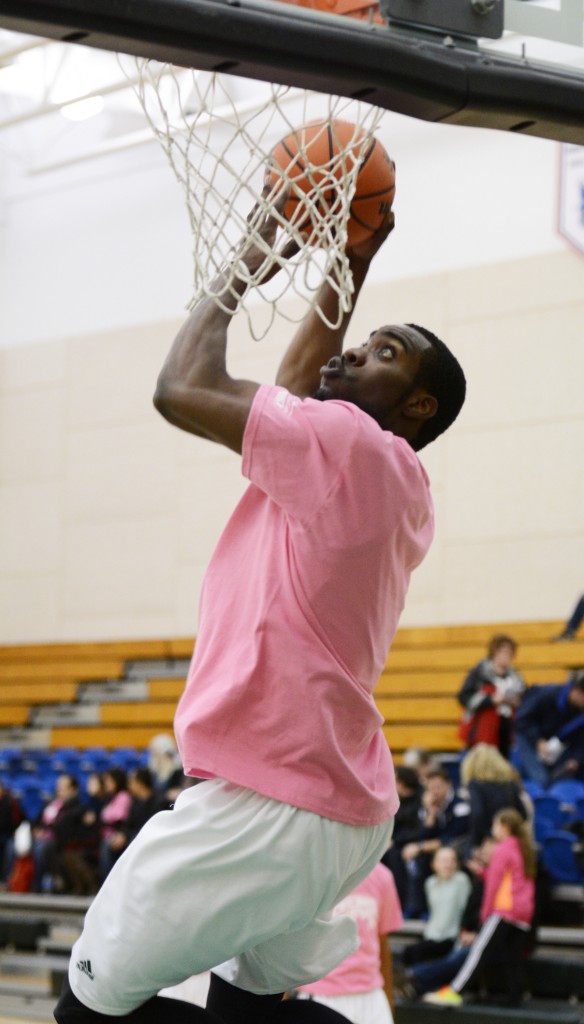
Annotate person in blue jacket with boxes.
[513,670,584,788]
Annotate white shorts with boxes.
[69,779,393,1016]
[307,990,394,1024]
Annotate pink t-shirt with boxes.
[174,385,434,826]
[481,835,535,927]
[301,863,403,995]
[100,790,132,840]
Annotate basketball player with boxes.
[56,194,466,1024]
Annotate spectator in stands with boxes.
[31,778,65,891]
[399,839,491,999]
[423,808,536,1008]
[513,669,584,788]
[98,768,132,880]
[402,748,441,784]
[457,634,525,758]
[552,593,584,642]
[0,781,24,884]
[85,773,106,818]
[298,861,403,1024]
[401,847,471,970]
[459,743,528,854]
[381,766,422,910]
[38,774,99,895]
[103,768,159,866]
[393,767,423,839]
[148,734,185,808]
[397,767,470,917]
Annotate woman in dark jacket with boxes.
[458,634,525,757]
[459,743,530,852]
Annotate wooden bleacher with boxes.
[377,620,584,758]
[0,639,194,663]
[0,639,193,750]
[0,623,582,755]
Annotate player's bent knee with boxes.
[207,973,284,1024]
[54,976,113,1024]
[55,976,212,1024]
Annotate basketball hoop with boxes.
[125,58,387,339]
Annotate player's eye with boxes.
[379,345,395,359]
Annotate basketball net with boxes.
[125,58,384,339]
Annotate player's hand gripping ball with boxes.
[268,119,395,248]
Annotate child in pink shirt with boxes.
[424,808,536,1007]
[98,769,132,880]
[300,863,403,1024]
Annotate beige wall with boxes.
[1,248,583,643]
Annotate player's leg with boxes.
[55,975,216,1024]
[211,813,393,996]
[57,977,356,1024]
[206,974,284,1024]
[64,779,392,1019]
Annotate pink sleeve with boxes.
[481,841,509,920]
[101,790,132,824]
[376,864,404,934]
[242,385,375,524]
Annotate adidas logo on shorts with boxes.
[76,959,95,980]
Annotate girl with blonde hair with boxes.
[460,744,530,851]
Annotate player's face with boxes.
[314,325,433,433]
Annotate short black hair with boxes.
[132,767,154,790]
[396,765,420,791]
[104,767,128,792]
[407,324,466,451]
[426,766,452,784]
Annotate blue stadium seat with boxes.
[51,748,81,774]
[80,753,109,774]
[541,831,584,884]
[575,797,584,822]
[110,747,141,770]
[19,779,44,822]
[534,814,557,844]
[0,747,23,775]
[522,779,545,799]
[533,794,566,828]
[23,750,54,776]
[548,780,584,815]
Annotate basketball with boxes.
[268,119,395,247]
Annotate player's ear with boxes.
[403,389,438,421]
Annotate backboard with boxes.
[0,0,583,143]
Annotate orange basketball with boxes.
[268,119,395,247]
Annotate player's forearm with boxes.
[155,251,253,399]
[153,282,259,451]
[275,252,371,398]
[155,296,231,405]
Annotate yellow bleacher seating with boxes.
[0,625,581,756]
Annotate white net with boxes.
[123,57,385,339]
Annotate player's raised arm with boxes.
[153,193,288,453]
[275,211,395,399]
